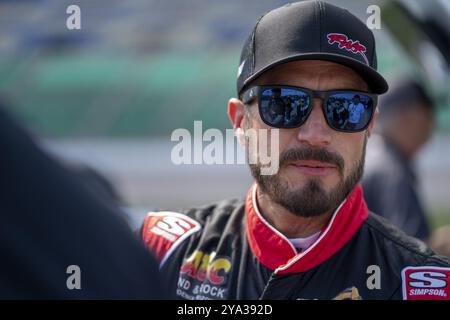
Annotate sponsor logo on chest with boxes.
[176,250,232,300]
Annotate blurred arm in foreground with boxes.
[0,105,165,299]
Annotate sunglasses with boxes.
[241,85,378,133]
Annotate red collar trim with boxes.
[245,183,368,275]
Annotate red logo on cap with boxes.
[327,33,369,65]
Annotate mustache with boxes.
[279,147,345,174]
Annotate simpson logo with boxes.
[327,33,369,65]
[142,211,201,266]
[402,266,450,300]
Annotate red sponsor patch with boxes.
[402,266,450,300]
[142,211,201,266]
[327,33,369,65]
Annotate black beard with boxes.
[249,137,367,218]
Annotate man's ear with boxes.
[367,107,378,138]
[228,98,246,146]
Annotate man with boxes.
[141,1,450,300]
[348,95,365,129]
[268,87,285,125]
[331,100,349,129]
[363,80,435,240]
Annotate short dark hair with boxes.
[379,79,434,115]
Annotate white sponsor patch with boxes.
[142,211,201,267]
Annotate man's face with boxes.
[229,60,376,217]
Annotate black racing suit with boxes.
[141,184,450,300]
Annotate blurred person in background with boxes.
[362,79,435,241]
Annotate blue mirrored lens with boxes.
[260,88,311,128]
[326,93,373,131]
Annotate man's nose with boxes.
[296,98,332,146]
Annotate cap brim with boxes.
[243,53,389,94]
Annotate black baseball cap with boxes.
[237,1,389,95]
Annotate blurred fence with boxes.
[44,133,450,212]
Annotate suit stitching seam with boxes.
[364,218,431,261]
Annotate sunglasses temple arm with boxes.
[241,87,259,104]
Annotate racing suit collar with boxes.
[245,183,369,275]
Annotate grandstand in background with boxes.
[0,0,449,217]
[1,0,449,137]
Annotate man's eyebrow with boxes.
[254,74,369,92]
[333,82,369,91]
